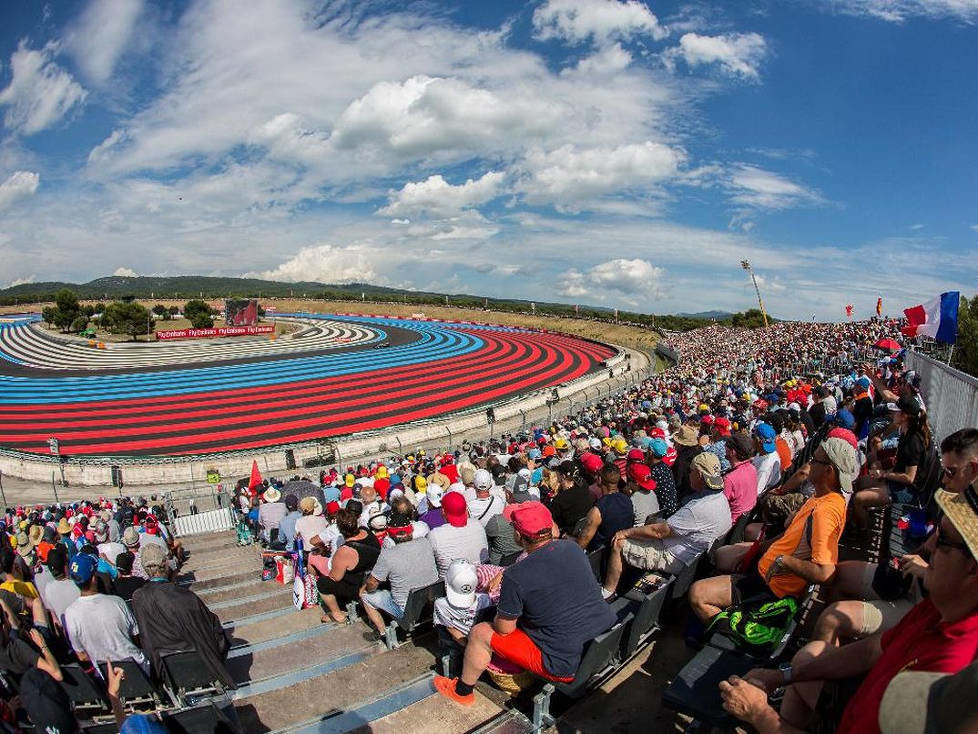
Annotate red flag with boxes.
[845,304,853,318]
[876,297,882,317]
[248,459,262,494]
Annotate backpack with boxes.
[707,596,799,655]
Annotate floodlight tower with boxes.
[740,259,769,327]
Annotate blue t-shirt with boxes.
[497,539,616,678]
[588,493,634,551]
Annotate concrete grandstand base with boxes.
[0,345,651,489]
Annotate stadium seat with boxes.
[661,644,755,728]
[161,702,241,733]
[531,612,634,731]
[671,548,712,600]
[58,663,108,715]
[664,584,819,728]
[159,651,225,706]
[97,660,161,710]
[384,580,446,648]
[619,578,673,659]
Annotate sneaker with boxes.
[432,676,474,707]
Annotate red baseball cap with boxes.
[715,417,732,437]
[441,491,468,528]
[626,448,646,462]
[580,453,604,474]
[325,501,341,515]
[626,463,657,491]
[503,501,553,537]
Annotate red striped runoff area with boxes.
[0,313,616,457]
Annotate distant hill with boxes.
[676,310,734,320]
[0,275,731,331]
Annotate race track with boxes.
[0,313,616,457]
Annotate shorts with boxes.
[620,539,685,575]
[854,562,914,636]
[361,589,404,620]
[730,572,774,605]
[489,628,574,683]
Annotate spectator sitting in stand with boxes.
[257,486,287,545]
[433,502,615,706]
[723,432,759,524]
[602,452,732,598]
[752,422,783,497]
[690,437,855,624]
[720,485,978,734]
[549,461,595,538]
[360,513,439,638]
[428,492,489,578]
[577,464,635,552]
[277,494,302,551]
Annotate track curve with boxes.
[0,313,616,457]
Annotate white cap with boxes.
[473,469,493,491]
[426,484,445,508]
[445,559,478,608]
[448,481,466,495]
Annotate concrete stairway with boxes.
[174,531,514,734]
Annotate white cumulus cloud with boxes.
[330,76,561,164]
[6,275,36,288]
[520,142,685,205]
[668,32,767,79]
[113,267,138,277]
[378,171,505,218]
[0,171,40,210]
[0,41,87,134]
[558,258,664,301]
[533,0,668,45]
[251,244,383,285]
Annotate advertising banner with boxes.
[157,325,274,340]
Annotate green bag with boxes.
[707,596,799,654]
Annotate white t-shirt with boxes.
[752,451,783,496]
[467,495,504,527]
[427,521,489,578]
[98,542,126,564]
[295,515,329,547]
[433,593,492,635]
[63,594,147,672]
[40,576,80,622]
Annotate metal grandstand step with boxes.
[275,673,507,734]
[231,631,440,731]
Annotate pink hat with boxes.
[503,501,553,537]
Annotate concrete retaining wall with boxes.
[0,345,650,489]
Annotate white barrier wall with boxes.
[905,351,978,444]
[173,507,235,537]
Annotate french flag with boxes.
[902,292,960,343]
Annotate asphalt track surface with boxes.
[0,313,615,457]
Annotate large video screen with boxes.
[226,299,259,327]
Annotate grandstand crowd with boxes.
[2,317,977,733]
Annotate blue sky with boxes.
[0,0,976,320]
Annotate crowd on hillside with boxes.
[2,317,977,734]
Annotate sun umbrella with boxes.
[874,338,901,352]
